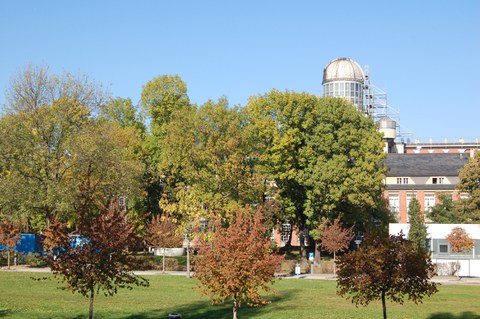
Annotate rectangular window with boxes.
[424,193,436,212]
[388,193,400,221]
[432,177,445,184]
[397,177,409,184]
[439,244,448,253]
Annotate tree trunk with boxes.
[381,288,387,319]
[186,244,190,278]
[89,289,94,319]
[162,248,166,273]
[233,294,238,319]
[333,251,336,276]
[7,250,11,269]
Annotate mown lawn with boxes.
[0,272,478,319]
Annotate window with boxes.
[424,193,436,212]
[432,177,445,184]
[388,193,400,220]
[439,244,449,253]
[281,223,291,242]
[397,177,409,184]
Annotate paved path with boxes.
[2,266,480,285]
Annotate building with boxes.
[384,153,470,223]
[390,223,480,277]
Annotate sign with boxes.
[308,252,314,262]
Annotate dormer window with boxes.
[432,177,445,184]
[396,177,409,184]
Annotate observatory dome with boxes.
[322,58,364,84]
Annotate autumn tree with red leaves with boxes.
[145,214,184,273]
[336,232,438,319]
[0,219,20,268]
[42,200,149,319]
[317,217,354,275]
[194,207,284,319]
[446,227,475,277]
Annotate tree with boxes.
[0,219,20,268]
[455,152,480,222]
[336,233,438,319]
[430,193,456,223]
[4,64,107,115]
[446,227,475,277]
[407,198,428,251]
[194,207,284,319]
[160,98,267,227]
[317,217,354,275]
[42,200,149,319]
[145,214,184,273]
[246,92,385,257]
[140,74,191,215]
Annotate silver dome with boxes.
[322,58,364,84]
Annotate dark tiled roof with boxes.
[385,153,469,177]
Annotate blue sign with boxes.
[308,252,314,261]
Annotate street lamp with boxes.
[184,226,193,278]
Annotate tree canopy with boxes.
[194,207,284,319]
[455,152,480,222]
[42,200,149,319]
[407,198,427,251]
[336,232,438,319]
[245,91,385,256]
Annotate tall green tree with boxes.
[140,75,191,215]
[408,198,427,251]
[0,66,144,230]
[430,193,456,223]
[160,98,267,227]
[246,92,385,257]
[455,152,480,222]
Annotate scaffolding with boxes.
[363,65,412,140]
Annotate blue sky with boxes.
[1,1,479,141]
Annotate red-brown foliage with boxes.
[0,219,20,268]
[194,207,284,319]
[336,232,438,319]
[446,227,475,253]
[318,217,354,274]
[42,200,149,319]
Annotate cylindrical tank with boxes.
[322,57,365,111]
[378,116,396,139]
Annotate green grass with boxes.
[0,272,479,319]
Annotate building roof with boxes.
[322,57,364,84]
[386,184,456,191]
[385,153,469,177]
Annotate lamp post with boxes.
[185,226,193,278]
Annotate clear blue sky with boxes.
[1,0,479,141]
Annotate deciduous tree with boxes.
[446,227,475,277]
[455,152,480,222]
[194,207,284,319]
[145,215,184,273]
[430,193,456,223]
[317,217,354,275]
[246,92,385,257]
[42,200,149,319]
[336,233,438,319]
[0,219,20,268]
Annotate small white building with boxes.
[389,223,480,277]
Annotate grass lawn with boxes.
[0,272,479,319]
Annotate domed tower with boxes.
[322,57,365,112]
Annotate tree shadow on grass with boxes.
[121,289,299,319]
[427,312,480,319]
